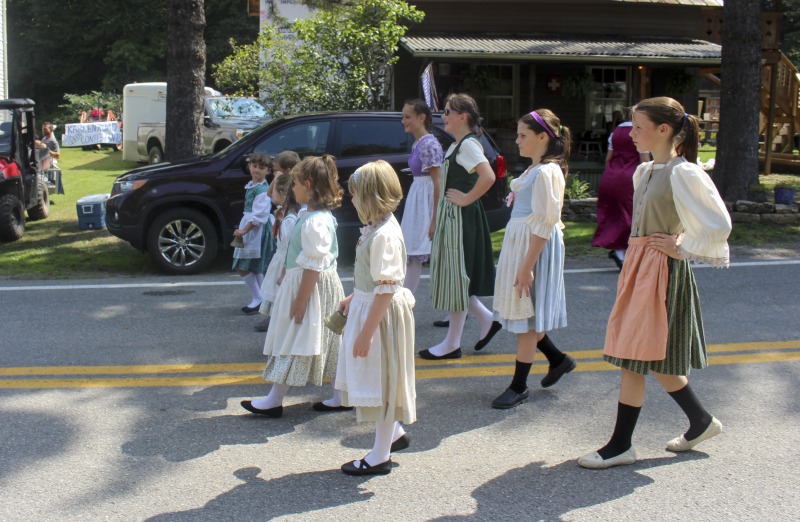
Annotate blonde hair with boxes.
[294,155,343,210]
[347,160,403,224]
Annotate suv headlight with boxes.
[113,179,147,195]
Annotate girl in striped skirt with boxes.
[490,109,575,410]
[420,93,501,360]
[578,97,732,469]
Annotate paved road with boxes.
[1,256,799,521]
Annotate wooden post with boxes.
[765,62,779,175]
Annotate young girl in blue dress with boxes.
[336,160,416,476]
[232,152,276,314]
[491,109,575,409]
[241,155,346,417]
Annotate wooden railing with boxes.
[761,50,800,173]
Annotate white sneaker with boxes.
[666,417,722,452]
[578,447,637,469]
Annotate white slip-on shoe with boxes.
[666,417,723,452]
[578,447,637,469]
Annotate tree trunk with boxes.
[166,0,206,162]
[713,1,763,200]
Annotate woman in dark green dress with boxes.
[419,94,501,360]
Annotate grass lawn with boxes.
[0,148,160,279]
[1,147,798,280]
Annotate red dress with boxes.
[591,124,641,250]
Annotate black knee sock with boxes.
[598,402,641,460]
[668,384,713,440]
[537,334,566,368]
[509,360,533,393]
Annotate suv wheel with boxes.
[148,144,164,164]
[147,208,218,274]
[27,178,50,221]
[0,194,25,242]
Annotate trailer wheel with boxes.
[0,194,25,242]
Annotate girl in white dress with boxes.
[400,99,443,293]
[578,97,731,469]
[336,160,416,476]
[231,152,275,314]
[241,155,346,418]
[255,168,303,332]
[491,109,575,410]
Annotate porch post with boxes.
[764,60,778,176]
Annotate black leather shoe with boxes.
[240,400,283,418]
[433,320,450,327]
[341,457,392,476]
[418,348,462,360]
[492,388,529,409]
[474,321,502,351]
[390,434,410,453]
[242,304,261,315]
[608,251,623,270]
[541,354,577,388]
[312,402,354,412]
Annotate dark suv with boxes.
[107,111,509,274]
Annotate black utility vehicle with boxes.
[0,99,57,242]
[107,111,509,274]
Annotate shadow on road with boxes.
[145,466,374,521]
[431,453,710,521]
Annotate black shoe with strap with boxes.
[341,457,392,476]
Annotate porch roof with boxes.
[400,34,721,65]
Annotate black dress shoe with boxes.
[608,251,623,270]
[540,354,577,388]
[240,400,283,418]
[341,457,392,476]
[418,348,462,360]
[242,304,261,315]
[474,321,502,351]
[433,320,450,327]
[312,402,354,412]
[390,434,410,453]
[492,387,529,409]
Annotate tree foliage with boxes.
[6,0,256,122]
[213,0,424,116]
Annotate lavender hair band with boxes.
[530,111,556,139]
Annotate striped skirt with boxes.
[430,199,470,312]
[604,257,708,375]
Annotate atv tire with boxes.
[0,194,25,242]
[27,178,50,221]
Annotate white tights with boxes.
[428,296,493,356]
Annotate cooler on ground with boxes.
[76,193,110,230]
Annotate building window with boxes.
[436,63,518,132]
[586,67,629,133]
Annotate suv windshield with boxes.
[0,109,13,156]
[208,97,267,119]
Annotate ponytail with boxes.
[676,113,700,163]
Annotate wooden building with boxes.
[393,0,723,171]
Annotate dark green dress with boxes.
[430,134,495,312]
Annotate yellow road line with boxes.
[0,362,263,377]
[0,340,798,389]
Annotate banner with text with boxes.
[62,122,122,147]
